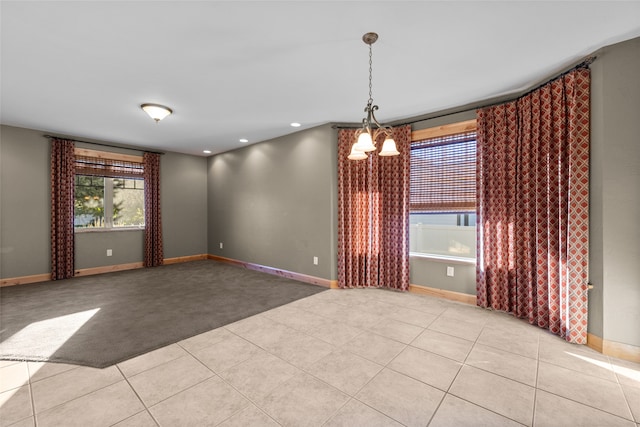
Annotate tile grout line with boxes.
[26,361,38,427]
[531,332,541,427]
[130,355,220,410]
[535,355,637,422]
[179,338,284,426]
[114,364,160,427]
[610,354,639,424]
[27,365,123,421]
[436,311,534,427]
[533,387,637,423]
[424,306,476,426]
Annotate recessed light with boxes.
[290,122,301,127]
[203,150,211,154]
[239,138,249,143]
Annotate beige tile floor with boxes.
[1,288,639,427]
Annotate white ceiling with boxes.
[2,1,640,156]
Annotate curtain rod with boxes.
[473,56,596,113]
[43,135,165,155]
[333,55,596,130]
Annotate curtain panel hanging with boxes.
[143,152,163,267]
[337,126,411,291]
[476,68,590,343]
[50,138,76,280]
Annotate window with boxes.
[410,123,477,260]
[74,176,145,228]
[73,149,145,230]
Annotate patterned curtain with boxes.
[337,125,411,291]
[143,152,163,267]
[476,68,590,343]
[50,138,76,280]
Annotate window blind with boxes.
[75,155,144,179]
[410,131,476,213]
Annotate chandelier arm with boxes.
[368,106,393,139]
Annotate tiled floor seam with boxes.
[530,335,541,427]
[619,382,638,423]
[435,393,529,427]
[114,364,160,426]
[187,343,294,426]
[207,399,259,427]
[608,354,639,424]
[464,362,539,389]
[27,364,81,385]
[31,374,124,419]
[182,329,256,375]
[350,396,411,427]
[430,321,535,426]
[120,353,186,379]
[216,380,283,426]
[423,392,446,426]
[422,337,467,426]
[107,409,157,427]
[538,358,626,384]
[208,366,286,426]
[535,387,636,423]
[25,362,38,427]
[317,396,353,427]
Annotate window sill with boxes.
[75,227,144,234]
[410,252,476,265]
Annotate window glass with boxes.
[74,175,144,229]
[410,213,476,259]
[74,175,105,228]
[112,179,145,227]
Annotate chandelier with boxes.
[348,32,399,160]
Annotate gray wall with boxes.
[160,152,208,259]
[208,124,337,280]
[76,231,144,268]
[0,126,50,278]
[0,125,208,278]
[589,37,640,347]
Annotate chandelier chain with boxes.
[368,44,373,104]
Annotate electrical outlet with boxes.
[106,249,113,256]
[219,242,223,249]
[313,256,318,265]
[446,266,454,277]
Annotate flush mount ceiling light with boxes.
[141,103,172,123]
[348,32,399,160]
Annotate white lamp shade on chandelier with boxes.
[347,144,368,160]
[355,131,376,152]
[379,137,400,156]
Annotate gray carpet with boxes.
[0,260,327,368]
